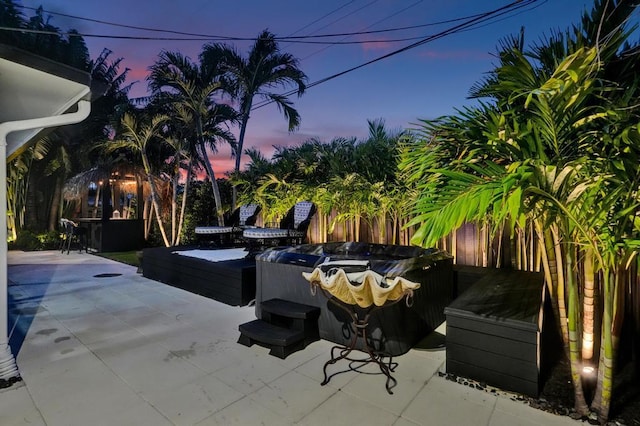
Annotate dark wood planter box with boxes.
[142,246,256,306]
[444,269,545,397]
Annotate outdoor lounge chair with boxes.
[243,201,317,253]
[195,203,261,246]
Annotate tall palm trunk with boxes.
[141,152,170,247]
[146,175,170,247]
[550,224,570,347]
[175,165,192,246]
[193,117,224,225]
[197,143,224,225]
[565,244,590,416]
[591,269,615,422]
[144,197,153,239]
[93,185,101,218]
[47,174,64,231]
[592,266,626,423]
[171,172,178,244]
[582,248,596,364]
[537,221,570,349]
[232,111,251,210]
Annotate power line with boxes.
[14,4,239,40]
[279,1,364,51]
[0,24,523,44]
[10,2,520,42]
[8,1,545,113]
[285,0,359,37]
[291,0,380,41]
[301,0,423,61]
[252,0,544,111]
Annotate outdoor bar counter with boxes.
[77,218,144,252]
[254,242,454,356]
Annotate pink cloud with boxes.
[360,39,395,52]
[211,157,236,176]
[126,66,148,81]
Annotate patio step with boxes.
[261,298,320,320]
[238,299,320,359]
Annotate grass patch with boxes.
[96,250,141,267]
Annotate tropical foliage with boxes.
[5,0,640,422]
[233,119,411,244]
[201,30,307,208]
[147,50,237,229]
[400,1,640,422]
[3,1,132,239]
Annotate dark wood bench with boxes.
[444,268,545,397]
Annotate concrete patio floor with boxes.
[3,250,581,426]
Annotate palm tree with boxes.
[200,30,307,208]
[148,50,237,225]
[161,106,196,245]
[107,112,171,247]
[400,1,640,420]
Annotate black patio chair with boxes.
[195,203,261,247]
[59,218,88,254]
[243,201,317,255]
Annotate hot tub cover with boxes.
[302,260,420,308]
[257,242,452,276]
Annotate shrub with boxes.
[11,230,42,251]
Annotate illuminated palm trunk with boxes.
[592,270,614,421]
[592,267,626,423]
[565,246,589,416]
[581,248,596,364]
[174,165,192,246]
[536,222,562,339]
[549,225,569,346]
[143,157,170,247]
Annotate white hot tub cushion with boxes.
[195,226,236,235]
[243,227,304,239]
[195,203,260,235]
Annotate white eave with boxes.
[0,43,92,161]
[0,43,92,382]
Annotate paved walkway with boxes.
[3,250,581,426]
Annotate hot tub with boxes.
[255,242,453,356]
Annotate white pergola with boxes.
[0,44,92,380]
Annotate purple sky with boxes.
[19,0,596,174]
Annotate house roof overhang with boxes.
[0,43,92,161]
[0,44,93,379]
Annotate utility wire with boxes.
[285,1,357,37]
[287,0,379,41]
[11,2,521,41]
[8,1,544,112]
[279,0,372,51]
[252,0,542,110]
[0,25,531,44]
[301,0,423,60]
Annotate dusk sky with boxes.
[17,0,602,174]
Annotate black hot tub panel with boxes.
[255,242,453,356]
